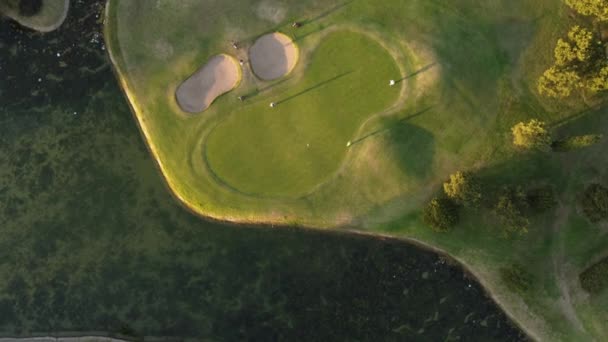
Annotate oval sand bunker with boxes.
[249,32,298,81]
[176,54,240,113]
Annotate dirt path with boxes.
[551,202,587,334]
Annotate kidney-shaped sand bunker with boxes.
[176,54,241,113]
[249,32,299,81]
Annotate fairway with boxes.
[206,30,400,197]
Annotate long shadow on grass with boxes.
[241,77,293,99]
[386,123,435,179]
[238,20,293,45]
[349,107,433,146]
[293,24,331,42]
[395,63,437,84]
[550,99,608,129]
[301,0,355,25]
[276,71,353,105]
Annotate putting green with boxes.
[206,30,401,197]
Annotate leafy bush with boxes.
[443,171,482,207]
[499,263,534,293]
[511,119,552,150]
[580,257,608,294]
[494,186,530,236]
[581,184,608,222]
[565,0,608,21]
[423,197,459,232]
[552,134,603,152]
[538,25,607,98]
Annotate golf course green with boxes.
[105,0,608,340]
[206,30,401,197]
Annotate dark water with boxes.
[0,1,528,341]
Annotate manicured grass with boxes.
[206,31,400,197]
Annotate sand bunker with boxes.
[249,32,298,81]
[176,54,240,113]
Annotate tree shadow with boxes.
[349,107,434,146]
[276,70,353,104]
[241,77,293,99]
[395,63,437,84]
[301,0,356,26]
[385,123,435,179]
[238,20,292,46]
[550,99,608,129]
[293,24,331,42]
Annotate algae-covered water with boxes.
[0,1,527,340]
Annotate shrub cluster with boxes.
[499,263,534,293]
[511,119,552,151]
[443,171,482,207]
[580,256,608,294]
[552,134,603,152]
[422,169,557,235]
[538,25,608,98]
[422,197,459,232]
[494,186,531,236]
[489,185,556,236]
[565,0,608,21]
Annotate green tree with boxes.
[565,0,608,21]
[581,184,608,222]
[423,197,459,232]
[494,186,530,236]
[555,26,602,70]
[511,119,552,150]
[443,171,482,207]
[554,26,598,68]
[587,66,608,92]
[580,257,608,294]
[538,25,606,97]
[538,66,581,98]
[499,263,534,293]
[554,39,578,66]
[552,134,603,151]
